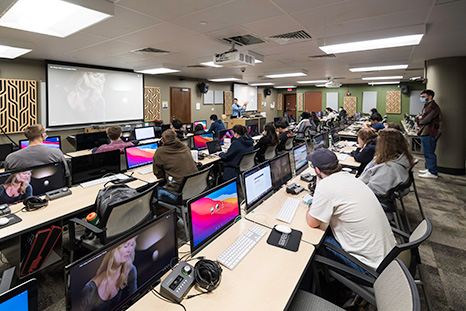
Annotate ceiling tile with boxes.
[241,14,304,38]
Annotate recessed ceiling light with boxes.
[208,77,242,82]
[368,81,400,85]
[200,21,208,25]
[0,0,113,38]
[265,70,307,78]
[0,44,31,59]
[274,86,296,89]
[200,61,223,68]
[319,34,423,54]
[297,80,328,84]
[249,82,274,86]
[350,64,408,72]
[135,67,180,74]
[362,76,403,80]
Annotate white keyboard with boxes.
[80,174,129,188]
[252,135,262,140]
[138,167,153,175]
[276,197,301,223]
[217,225,267,270]
[337,154,349,161]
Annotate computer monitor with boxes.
[293,144,309,175]
[161,124,171,133]
[316,111,322,118]
[0,144,13,162]
[193,133,214,150]
[330,129,340,144]
[243,162,273,213]
[75,132,108,151]
[71,149,120,185]
[65,210,178,311]
[247,124,259,137]
[206,140,221,155]
[134,126,155,141]
[188,179,240,255]
[125,142,158,170]
[0,162,67,205]
[218,129,234,145]
[19,136,61,150]
[313,134,325,150]
[0,278,38,311]
[270,153,292,190]
[194,120,207,130]
[182,123,193,133]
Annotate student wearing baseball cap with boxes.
[306,149,395,272]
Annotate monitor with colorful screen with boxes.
[193,120,207,130]
[218,129,234,145]
[293,144,309,175]
[19,136,61,150]
[0,278,38,311]
[247,124,259,137]
[193,133,214,150]
[188,179,240,255]
[125,142,158,170]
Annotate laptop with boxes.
[206,140,221,154]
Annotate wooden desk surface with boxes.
[246,167,326,245]
[0,180,147,242]
[66,149,93,157]
[129,220,315,311]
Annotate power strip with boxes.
[45,188,72,200]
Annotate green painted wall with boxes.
[277,82,425,125]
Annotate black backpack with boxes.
[94,184,140,219]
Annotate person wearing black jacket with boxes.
[218,125,254,181]
[350,128,377,177]
[276,120,293,151]
[171,118,185,140]
[254,123,279,163]
[206,114,225,136]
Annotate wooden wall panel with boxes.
[343,96,357,117]
[0,79,37,134]
[386,91,401,114]
[277,93,283,111]
[297,93,304,111]
[257,93,262,112]
[144,86,161,121]
[224,91,233,115]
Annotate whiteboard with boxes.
[204,90,214,104]
[234,84,257,111]
[409,90,423,116]
[362,91,377,113]
[326,92,339,111]
[214,90,224,105]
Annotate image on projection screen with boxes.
[47,63,144,127]
[234,84,257,111]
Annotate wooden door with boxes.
[170,87,191,123]
[284,93,296,119]
[304,91,322,113]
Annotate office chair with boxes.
[238,150,258,172]
[263,145,277,161]
[313,219,431,310]
[289,259,420,311]
[68,182,158,261]
[295,127,313,146]
[156,165,213,241]
[282,135,296,152]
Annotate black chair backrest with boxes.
[178,165,213,201]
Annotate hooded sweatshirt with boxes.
[153,130,198,191]
[219,135,254,181]
[359,153,411,197]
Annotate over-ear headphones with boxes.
[193,259,222,292]
[23,196,49,211]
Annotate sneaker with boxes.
[419,169,429,174]
[418,172,438,179]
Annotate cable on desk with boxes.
[151,288,187,311]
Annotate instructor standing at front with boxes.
[231,98,248,118]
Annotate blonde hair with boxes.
[4,172,31,194]
[96,237,137,289]
[374,129,414,166]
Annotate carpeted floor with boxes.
[1,158,465,310]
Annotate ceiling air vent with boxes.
[309,54,336,59]
[131,47,171,55]
[221,34,265,46]
[187,65,208,68]
[267,30,312,45]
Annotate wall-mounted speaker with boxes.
[197,82,209,94]
[400,84,410,95]
[264,88,272,97]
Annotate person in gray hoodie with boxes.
[359,128,414,198]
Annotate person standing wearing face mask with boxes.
[416,89,442,179]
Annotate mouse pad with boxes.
[267,228,302,252]
[0,214,22,229]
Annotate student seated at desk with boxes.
[365,113,384,131]
[93,125,134,153]
[254,123,278,163]
[193,124,206,135]
[311,111,320,127]
[4,124,70,176]
[218,125,253,181]
[206,114,225,136]
[325,107,338,121]
[276,120,293,151]
[338,107,347,119]
[296,112,316,138]
[359,129,414,200]
[306,149,396,272]
[350,128,377,177]
[153,130,198,204]
[171,119,186,140]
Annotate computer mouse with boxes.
[342,168,352,172]
[275,225,292,234]
[0,217,10,226]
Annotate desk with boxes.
[401,120,422,154]
[129,220,315,311]
[246,167,326,245]
[65,149,92,157]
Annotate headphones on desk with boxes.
[187,259,222,298]
[23,196,49,211]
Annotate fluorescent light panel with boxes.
[350,64,408,72]
[254,59,263,63]
[265,71,307,78]
[0,0,112,38]
[136,68,180,74]
[368,81,400,85]
[362,76,403,80]
[315,84,326,87]
[297,80,328,84]
[320,34,423,54]
[200,61,223,68]
[249,83,274,86]
[208,77,241,82]
[0,44,31,58]
[274,86,296,89]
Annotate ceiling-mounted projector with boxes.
[325,80,341,88]
[214,43,255,67]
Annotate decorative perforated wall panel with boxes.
[343,96,357,117]
[386,91,401,114]
[144,87,161,121]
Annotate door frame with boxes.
[283,93,297,117]
[169,86,191,123]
